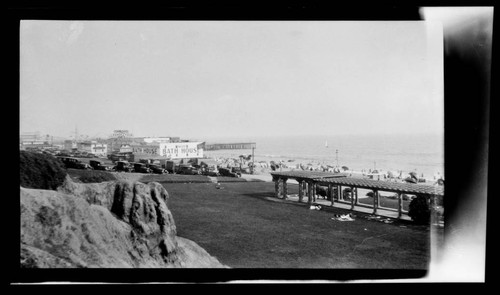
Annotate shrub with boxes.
[408,195,431,224]
[20,151,67,190]
[67,169,117,183]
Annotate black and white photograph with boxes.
[12,4,492,284]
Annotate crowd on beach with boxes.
[207,153,445,185]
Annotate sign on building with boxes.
[159,142,204,159]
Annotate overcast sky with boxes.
[20,21,443,139]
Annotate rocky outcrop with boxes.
[20,177,226,268]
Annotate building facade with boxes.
[131,141,204,159]
[64,140,77,151]
[78,141,108,157]
[159,142,204,159]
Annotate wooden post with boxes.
[251,147,255,174]
[274,177,280,198]
[373,190,378,214]
[298,180,304,203]
[282,178,288,200]
[339,185,343,201]
[312,183,317,202]
[350,186,355,210]
[328,184,334,206]
[354,187,359,205]
[397,192,403,219]
[307,181,313,205]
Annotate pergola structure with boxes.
[270,171,444,219]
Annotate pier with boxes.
[204,142,256,151]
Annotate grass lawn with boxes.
[140,174,212,183]
[160,181,431,270]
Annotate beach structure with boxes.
[204,142,256,150]
[270,171,444,220]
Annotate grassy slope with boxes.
[162,182,430,269]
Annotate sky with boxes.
[20,21,444,140]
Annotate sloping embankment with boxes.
[20,176,226,268]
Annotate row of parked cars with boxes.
[57,156,244,178]
[57,157,167,174]
[112,160,166,174]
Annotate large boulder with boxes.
[20,177,226,268]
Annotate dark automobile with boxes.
[133,163,152,174]
[200,164,220,176]
[58,157,92,170]
[218,167,239,178]
[201,169,220,176]
[176,164,200,175]
[89,160,113,171]
[108,152,134,163]
[231,167,243,177]
[114,161,133,172]
[148,164,166,174]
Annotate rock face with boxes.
[20,177,226,268]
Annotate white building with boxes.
[143,137,172,144]
[159,142,204,159]
[78,141,108,157]
[119,144,133,153]
[132,141,204,159]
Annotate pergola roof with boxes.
[270,171,444,196]
[315,177,444,196]
[270,171,348,180]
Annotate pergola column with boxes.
[373,190,379,214]
[312,183,317,202]
[307,181,314,205]
[397,192,403,218]
[350,186,355,210]
[282,178,288,199]
[298,180,304,203]
[328,184,334,206]
[273,176,280,198]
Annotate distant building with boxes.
[159,142,204,159]
[64,140,77,151]
[143,137,179,144]
[111,130,133,139]
[119,144,133,153]
[78,141,108,157]
[131,143,160,155]
[131,141,204,159]
[204,142,256,150]
[20,131,41,143]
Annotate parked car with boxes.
[109,152,134,163]
[114,161,133,172]
[57,156,92,170]
[89,160,113,171]
[231,167,243,177]
[199,162,220,176]
[133,163,152,174]
[165,160,181,174]
[147,164,166,174]
[218,167,239,178]
[176,164,200,175]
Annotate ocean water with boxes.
[202,133,444,179]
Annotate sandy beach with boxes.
[204,151,443,184]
